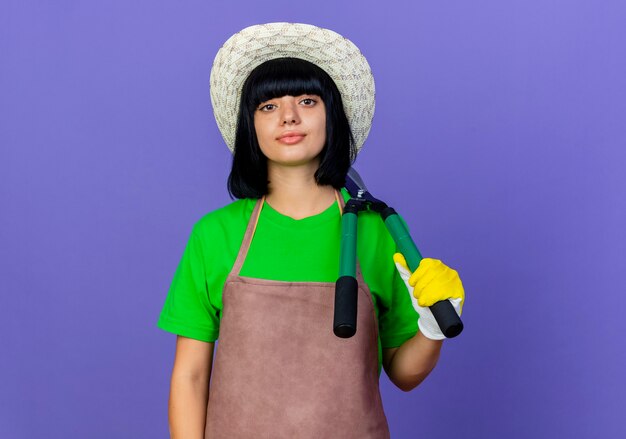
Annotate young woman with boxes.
[158,23,465,438]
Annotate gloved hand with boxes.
[393,253,465,340]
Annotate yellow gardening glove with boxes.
[393,253,465,340]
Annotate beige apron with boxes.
[205,194,390,438]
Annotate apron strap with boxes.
[230,197,265,276]
[335,189,345,213]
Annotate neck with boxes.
[265,161,337,220]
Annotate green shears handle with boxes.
[383,208,464,338]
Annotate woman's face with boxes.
[253,94,326,168]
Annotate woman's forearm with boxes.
[384,331,443,392]
[168,337,214,438]
[169,372,209,438]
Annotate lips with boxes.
[277,131,306,145]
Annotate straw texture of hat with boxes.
[210,22,375,153]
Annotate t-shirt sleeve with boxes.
[377,266,419,348]
[157,226,220,342]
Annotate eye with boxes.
[300,98,317,106]
[257,103,276,112]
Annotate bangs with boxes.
[242,58,329,109]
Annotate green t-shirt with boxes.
[158,189,418,369]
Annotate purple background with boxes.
[1,1,625,438]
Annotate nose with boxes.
[280,99,300,125]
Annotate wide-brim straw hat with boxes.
[210,22,375,153]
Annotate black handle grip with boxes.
[430,300,463,338]
[333,276,358,338]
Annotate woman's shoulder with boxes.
[192,197,258,237]
[340,188,390,234]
